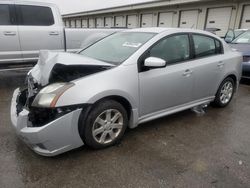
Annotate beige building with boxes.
[62,0,250,37]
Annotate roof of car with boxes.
[125,27,214,35]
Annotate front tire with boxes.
[212,77,235,108]
[81,100,128,149]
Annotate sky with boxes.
[31,0,157,15]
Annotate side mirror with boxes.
[144,57,166,69]
[225,37,233,43]
[224,29,235,43]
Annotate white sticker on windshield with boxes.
[122,42,142,48]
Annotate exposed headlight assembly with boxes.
[32,83,74,108]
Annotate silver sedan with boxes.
[11,28,242,156]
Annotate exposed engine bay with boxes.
[18,51,113,127]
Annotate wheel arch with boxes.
[216,73,238,94]
[80,92,139,130]
[222,73,238,91]
[93,95,133,121]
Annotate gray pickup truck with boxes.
[0,0,120,64]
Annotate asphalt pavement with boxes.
[0,69,250,188]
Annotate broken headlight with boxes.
[32,83,74,108]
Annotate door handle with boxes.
[49,31,59,36]
[4,31,16,36]
[217,61,225,68]
[183,69,193,76]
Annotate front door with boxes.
[139,34,194,116]
[15,4,63,61]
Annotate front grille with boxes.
[28,107,59,127]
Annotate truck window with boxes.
[18,5,54,26]
[0,5,11,25]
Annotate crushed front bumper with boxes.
[10,88,84,157]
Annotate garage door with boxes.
[206,7,233,37]
[76,19,81,28]
[240,5,250,28]
[65,20,70,28]
[81,19,88,28]
[105,17,112,27]
[88,18,95,28]
[70,20,75,28]
[158,12,174,27]
[115,16,125,27]
[96,17,104,28]
[179,10,199,28]
[127,15,138,28]
[141,13,153,27]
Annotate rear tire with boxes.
[212,77,235,108]
[80,100,128,149]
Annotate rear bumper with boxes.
[10,88,84,157]
[242,61,250,79]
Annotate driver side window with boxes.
[148,34,190,65]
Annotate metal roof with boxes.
[63,0,207,18]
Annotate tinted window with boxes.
[193,35,219,57]
[18,5,54,26]
[149,34,190,64]
[0,5,11,25]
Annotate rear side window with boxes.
[0,5,11,25]
[18,5,54,26]
[193,34,222,58]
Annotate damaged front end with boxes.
[10,50,113,156]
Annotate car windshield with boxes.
[232,31,250,44]
[80,32,156,65]
[234,30,246,38]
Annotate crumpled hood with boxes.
[229,43,250,56]
[30,50,114,86]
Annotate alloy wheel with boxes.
[219,81,233,104]
[92,109,124,144]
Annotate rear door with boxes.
[190,34,224,100]
[0,2,22,63]
[15,4,63,61]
